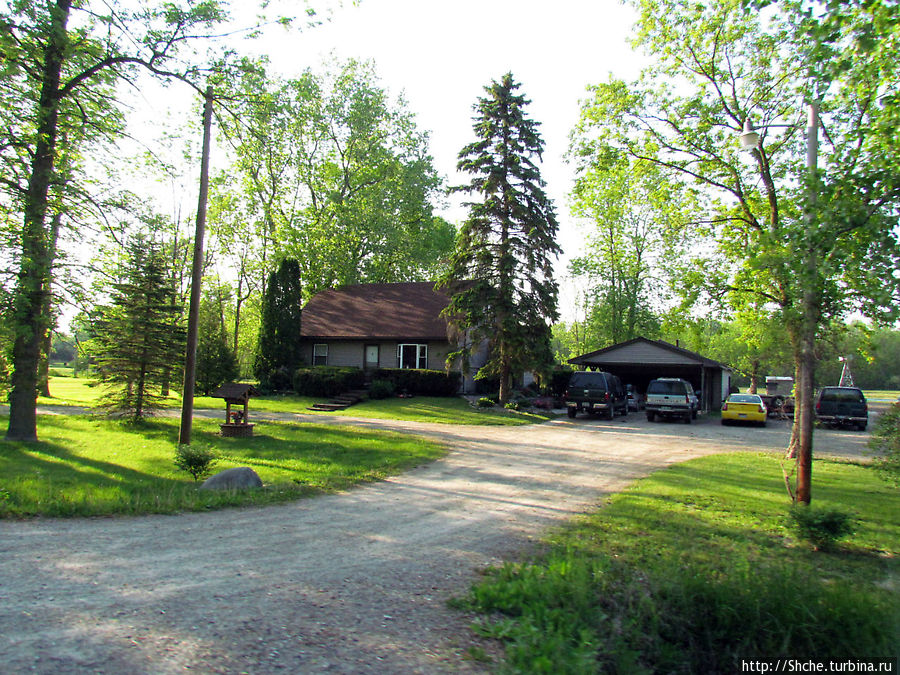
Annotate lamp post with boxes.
[740,102,820,504]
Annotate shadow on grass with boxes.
[0,414,443,518]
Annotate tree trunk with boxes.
[5,0,71,442]
[38,212,63,398]
[748,359,760,394]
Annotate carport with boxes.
[568,337,732,412]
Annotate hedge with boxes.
[293,367,366,398]
[373,368,461,397]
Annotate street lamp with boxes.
[738,102,820,504]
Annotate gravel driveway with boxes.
[0,411,874,674]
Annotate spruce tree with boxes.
[93,237,185,419]
[255,259,303,389]
[440,73,561,403]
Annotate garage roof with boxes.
[569,337,731,370]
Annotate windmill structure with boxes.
[838,356,855,387]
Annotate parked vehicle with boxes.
[815,386,868,431]
[754,376,795,417]
[626,384,645,411]
[721,393,767,426]
[645,377,698,423]
[564,371,628,419]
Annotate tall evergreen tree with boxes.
[440,74,561,403]
[255,258,303,389]
[93,237,185,419]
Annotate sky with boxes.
[135,0,648,321]
[263,0,645,265]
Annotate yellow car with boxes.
[721,393,767,426]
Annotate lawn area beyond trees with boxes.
[34,376,552,426]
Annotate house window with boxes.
[398,343,427,369]
[313,343,328,366]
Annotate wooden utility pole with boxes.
[179,85,214,446]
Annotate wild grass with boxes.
[33,376,552,425]
[0,414,444,518]
[456,453,900,673]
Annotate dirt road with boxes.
[0,412,873,674]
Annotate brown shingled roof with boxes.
[300,282,451,340]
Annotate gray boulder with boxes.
[200,467,263,491]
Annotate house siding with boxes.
[304,339,452,371]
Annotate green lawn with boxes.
[0,414,445,518]
[458,453,900,672]
[35,376,552,425]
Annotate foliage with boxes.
[174,443,218,481]
[0,0,253,442]
[568,154,691,349]
[92,237,185,419]
[195,297,239,395]
[372,368,461,397]
[457,453,900,672]
[573,0,900,500]
[440,73,561,403]
[367,379,395,400]
[869,402,900,487]
[255,259,304,388]
[476,397,494,408]
[214,58,452,300]
[292,367,365,398]
[548,368,575,399]
[0,415,445,517]
[788,504,856,551]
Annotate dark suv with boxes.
[564,371,628,419]
[645,377,698,423]
[815,387,868,431]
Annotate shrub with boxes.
[477,397,495,408]
[868,402,900,486]
[373,368,461,396]
[504,401,521,410]
[174,444,218,481]
[293,367,366,398]
[368,379,395,400]
[549,367,574,398]
[787,505,856,550]
[258,365,294,393]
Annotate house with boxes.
[568,337,732,411]
[299,282,484,386]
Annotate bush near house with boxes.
[373,368,461,397]
[293,367,366,398]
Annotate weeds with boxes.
[457,453,900,672]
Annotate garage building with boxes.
[568,337,732,412]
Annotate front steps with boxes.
[306,389,368,412]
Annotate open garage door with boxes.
[568,338,731,412]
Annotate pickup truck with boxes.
[645,377,698,423]
[814,386,868,431]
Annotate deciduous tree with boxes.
[0,0,238,441]
[573,0,900,502]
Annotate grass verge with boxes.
[34,376,553,425]
[0,414,444,518]
[454,453,900,673]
